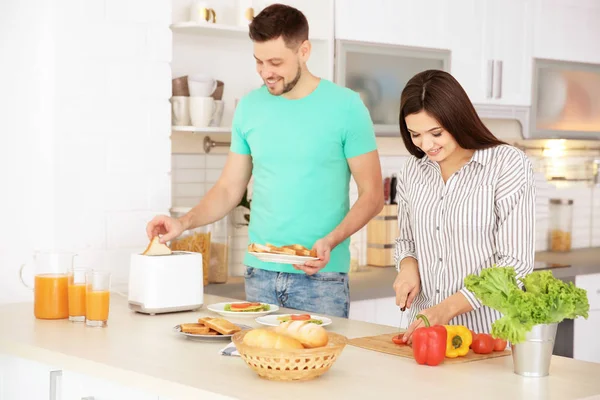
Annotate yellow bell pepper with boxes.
[444,325,472,358]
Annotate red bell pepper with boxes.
[412,314,447,366]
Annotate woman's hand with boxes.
[402,303,451,344]
[393,258,421,310]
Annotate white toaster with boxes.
[128,251,204,315]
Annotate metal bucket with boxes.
[511,323,558,377]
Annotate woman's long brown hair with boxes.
[399,70,506,158]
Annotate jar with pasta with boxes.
[169,208,231,285]
[169,208,211,286]
[548,199,573,252]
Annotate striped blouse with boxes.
[394,144,536,333]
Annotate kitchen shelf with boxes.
[171,126,231,133]
[170,22,329,42]
[170,22,249,39]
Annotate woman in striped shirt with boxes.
[393,70,535,343]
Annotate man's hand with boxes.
[146,215,186,244]
[401,303,452,344]
[293,237,333,275]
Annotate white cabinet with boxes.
[0,354,158,400]
[485,0,534,106]
[350,297,408,328]
[335,0,448,49]
[533,0,600,64]
[447,0,534,106]
[62,370,158,400]
[574,310,600,364]
[0,356,61,400]
[574,273,600,364]
[335,40,450,134]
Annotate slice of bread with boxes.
[203,318,242,335]
[197,317,214,325]
[265,243,296,255]
[142,236,172,256]
[180,323,210,335]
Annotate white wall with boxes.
[0,0,56,303]
[0,0,172,304]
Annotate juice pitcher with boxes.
[19,251,77,320]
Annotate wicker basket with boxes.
[232,328,348,382]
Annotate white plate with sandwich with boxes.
[255,313,332,327]
[248,243,319,265]
[207,301,279,318]
[174,316,251,341]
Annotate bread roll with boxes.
[243,328,304,350]
[275,320,329,348]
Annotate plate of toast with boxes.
[248,243,319,265]
[174,317,251,341]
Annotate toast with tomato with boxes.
[277,314,323,325]
[224,302,270,312]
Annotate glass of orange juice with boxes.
[85,270,111,327]
[68,267,89,322]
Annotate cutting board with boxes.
[348,333,511,364]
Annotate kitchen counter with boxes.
[534,247,600,280]
[1,295,600,400]
[206,247,600,302]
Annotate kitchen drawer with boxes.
[575,273,600,310]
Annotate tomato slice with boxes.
[392,335,407,345]
[230,302,261,309]
[291,314,311,321]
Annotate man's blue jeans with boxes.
[243,266,350,318]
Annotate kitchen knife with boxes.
[390,174,397,204]
[383,177,391,205]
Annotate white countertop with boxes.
[1,294,599,400]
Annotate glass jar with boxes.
[548,199,573,252]
[169,208,231,285]
[207,215,231,284]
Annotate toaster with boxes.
[128,251,204,315]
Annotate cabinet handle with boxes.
[49,370,62,400]
[487,59,494,98]
[81,397,96,400]
[493,60,503,99]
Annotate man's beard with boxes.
[267,64,301,95]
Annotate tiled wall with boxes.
[2,0,173,303]
[172,152,594,277]
[53,0,173,290]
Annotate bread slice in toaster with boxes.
[203,318,242,335]
[142,236,172,256]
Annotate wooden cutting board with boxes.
[348,332,512,364]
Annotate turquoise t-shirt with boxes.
[230,79,377,274]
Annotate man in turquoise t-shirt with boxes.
[146,4,383,317]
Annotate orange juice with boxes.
[86,290,110,321]
[68,283,86,318]
[34,274,69,319]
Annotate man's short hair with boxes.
[249,3,309,49]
